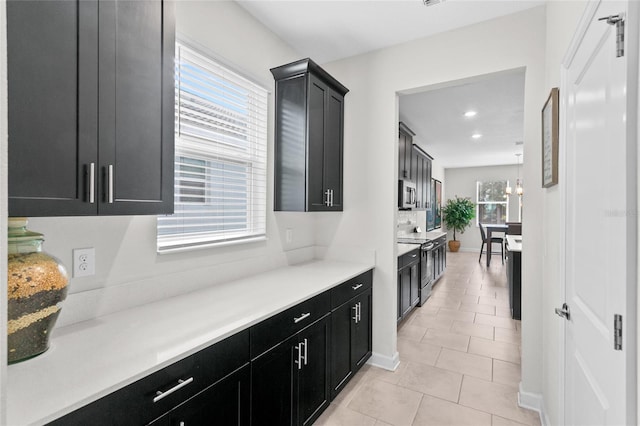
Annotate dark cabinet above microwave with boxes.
[272,58,349,212]
[7,0,175,217]
[398,122,433,211]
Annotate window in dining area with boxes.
[476,180,509,225]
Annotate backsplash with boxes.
[397,210,429,236]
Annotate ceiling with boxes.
[236,0,540,168]
[400,69,525,168]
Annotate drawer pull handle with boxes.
[411,254,417,258]
[153,377,194,403]
[352,283,363,291]
[294,312,311,323]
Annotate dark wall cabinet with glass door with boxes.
[272,58,349,212]
[7,0,175,217]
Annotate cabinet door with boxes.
[251,334,296,426]
[398,132,407,180]
[274,74,307,212]
[98,0,174,215]
[330,302,355,399]
[150,365,250,426]
[397,271,403,321]
[308,75,328,210]
[410,262,420,307]
[353,289,372,369]
[298,316,331,426]
[7,0,98,216]
[411,149,419,207]
[400,267,412,318]
[323,88,344,211]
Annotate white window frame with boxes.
[476,180,509,226]
[157,42,268,253]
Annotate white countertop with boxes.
[7,259,374,425]
[397,230,447,241]
[397,243,420,257]
[506,235,522,252]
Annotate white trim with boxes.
[518,383,545,425]
[367,350,400,372]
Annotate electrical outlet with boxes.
[73,248,95,278]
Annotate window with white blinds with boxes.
[157,43,268,252]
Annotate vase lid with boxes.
[8,217,43,242]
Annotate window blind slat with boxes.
[158,42,268,252]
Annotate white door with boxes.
[563,1,636,425]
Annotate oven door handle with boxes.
[422,243,434,251]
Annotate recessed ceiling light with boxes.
[464,111,477,118]
[472,133,482,139]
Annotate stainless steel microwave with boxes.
[398,180,416,209]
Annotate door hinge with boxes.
[598,13,625,57]
[614,314,623,350]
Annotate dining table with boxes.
[482,223,508,267]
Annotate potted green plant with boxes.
[442,196,476,252]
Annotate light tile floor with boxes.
[316,251,541,426]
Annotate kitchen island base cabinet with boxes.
[251,316,331,426]
[506,247,522,320]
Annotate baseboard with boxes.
[367,350,400,371]
[518,382,547,425]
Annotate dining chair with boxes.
[479,223,504,265]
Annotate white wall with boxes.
[22,1,320,328]
[323,6,547,379]
[444,164,522,251]
[541,2,589,424]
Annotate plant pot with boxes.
[448,240,461,252]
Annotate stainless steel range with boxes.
[397,237,434,305]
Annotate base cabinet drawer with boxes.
[149,365,250,426]
[48,330,249,426]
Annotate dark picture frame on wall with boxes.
[434,179,442,229]
[542,87,559,188]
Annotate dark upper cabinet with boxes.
[412,145,433,212]
[398,123,432,212]
[7,0,174,217]
[272,58,348,212]
[398,122,414,181]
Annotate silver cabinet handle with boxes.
[303,338,308,366]
[153,377,194,403]
[294,312,311,323]
[330,189,334,206]
[89,163,95,204]
[295,342,303,370]
[108,164,114,203]
[325,189,331,206]
[357,302,362,323]
[352,283,363,291]
[411,254,417,258]
[352,304,358,322]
